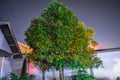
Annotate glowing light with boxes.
[94,45,102,50]
[27,61,40,74]
[18,42,32,54]
[18,42,40,74]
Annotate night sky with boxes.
[0,0,120,49]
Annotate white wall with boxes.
[0,57,12,78]
[0,29,12,53]
[93,51,120,80]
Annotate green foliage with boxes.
[77,68,95,80]
[10,73,34,80]
[71,68,95,80]
[11,73,19,80]
[0,77,7,80]
[25,0,102,72]
[19,73,35,80]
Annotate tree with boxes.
[25,0,102,80]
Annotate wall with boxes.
[34,51,120,80]
[93,51,120,80]
[0,27,12,79]
[12,55,26,76]
[0,57,12,78]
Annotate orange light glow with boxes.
[94,45,102,50]
[18,42,32,54]
[18,42,40,74]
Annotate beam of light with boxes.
[27,61,40,75]
[18,42,40,74]
[17,42,32,54]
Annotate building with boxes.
[93,48,120,80]
[0,22,25,79]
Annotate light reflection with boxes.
[27,61,40,75]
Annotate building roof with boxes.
[96,47,120,53]
[0,22,22,58]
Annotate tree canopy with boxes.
[25,0,102,72]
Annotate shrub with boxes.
[0,73,35,80]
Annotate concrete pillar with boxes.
[12,55,26,76]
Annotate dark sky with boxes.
[0,0,120,49]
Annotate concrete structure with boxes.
[24,48,120,80]
[93,48,120,80]
[0,22,25,79]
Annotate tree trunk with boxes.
[42,71,45,80]
[59,67,64,80]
